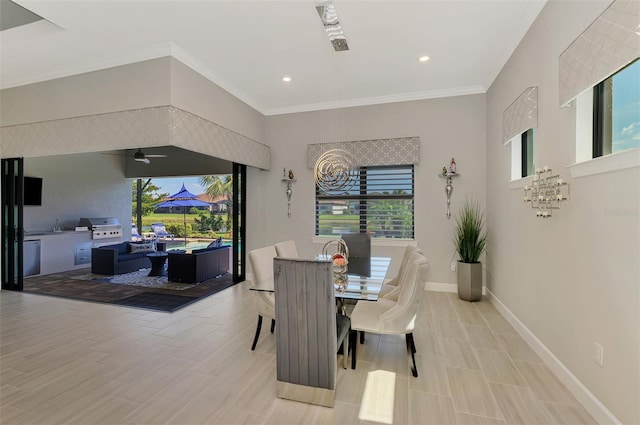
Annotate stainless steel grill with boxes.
[78,217,123,240]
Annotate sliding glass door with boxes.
[232,163,246,283]
[1,158,24,291]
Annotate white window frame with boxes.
[569,87,640,179]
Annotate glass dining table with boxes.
[250,256,391,301]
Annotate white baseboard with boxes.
[424,282,487,295]
[424,281,457,292]
[486,289,620,425]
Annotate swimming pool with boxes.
[165,240,232,251]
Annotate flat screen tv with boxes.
[24,177,43,206]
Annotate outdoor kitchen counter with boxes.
[23,230,120,276]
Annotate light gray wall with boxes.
[23,153,131,234]
[486,1,639,423]
[169,58,265,143]
[0,58,172,127]
[261,95,487,283]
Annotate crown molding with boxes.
[263,85,486,116]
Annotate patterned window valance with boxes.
[559,0,640,106]
[306,136,420,168]
[503,87,538,144]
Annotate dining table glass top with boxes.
[250,256,391,301]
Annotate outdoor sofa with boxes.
[91,241,155,275]
[168,245,230,283]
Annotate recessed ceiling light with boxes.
[282,76,292,82]
[418,55,430,63]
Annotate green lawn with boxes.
[137,212,230,238]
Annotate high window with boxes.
[315,165,414,239]
[592,59,640,158]
[510,128,535,180]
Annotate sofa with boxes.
[168,245,230,283]
[91,241,155,275]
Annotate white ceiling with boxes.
[0,0,547,116]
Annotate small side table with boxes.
[147,252,168,276]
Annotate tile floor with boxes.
[0,282,597,424]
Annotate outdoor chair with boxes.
[151,222,174,240]
[131,223,143,242]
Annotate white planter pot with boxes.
[457,261,482,302]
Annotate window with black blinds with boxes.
[315,165,414,239]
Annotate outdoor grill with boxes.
[78,217,123,240]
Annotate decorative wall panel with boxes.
[0,106,270,170]
[559,0,640,106]
[503,86,538,144]
[307,136,420,168]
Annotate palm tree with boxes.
[199,175,233,212]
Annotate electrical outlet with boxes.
[594,343,604,367]
[450,261,457,272]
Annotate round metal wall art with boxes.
[313,149,357,194]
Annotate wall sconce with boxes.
[438,158,459,219]
[282,168,296,217]
[523,167,570,217]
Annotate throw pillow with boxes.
[129,242,156,254]
[207,237,223,248]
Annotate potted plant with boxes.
[454,199,487,301]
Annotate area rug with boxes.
[112,292,199,312]
[71,268,197,290]
[24,270,235,313]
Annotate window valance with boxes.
[503,87,538,144]
[306,136,420,168]
[559,0,640,107]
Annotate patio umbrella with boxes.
[155,184,210,245]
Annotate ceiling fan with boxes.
[133,148,167,164]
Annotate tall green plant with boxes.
[454,200,487,263]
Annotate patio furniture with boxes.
[167,245,230,283]
[91,241,155,275]
[350,252,429,377]
[147,252,168,276]
[131,223,143,242]
[151,222,174,240]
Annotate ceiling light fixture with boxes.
[418,55,430,63]
[282,76,292,82]
[316,2,349,52]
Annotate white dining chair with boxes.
[274,240,299,258]
[349,251,429,377]
[248,245,278,351]
[379,245,422,300]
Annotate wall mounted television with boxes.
[24,177,43,206]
